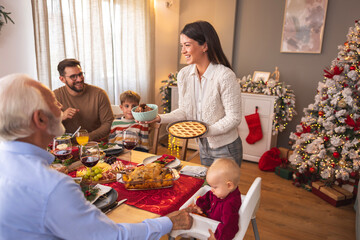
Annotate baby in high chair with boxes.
[186,158,242,240]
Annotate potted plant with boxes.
[0,5,14,32]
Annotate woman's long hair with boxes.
[181,21,232,70]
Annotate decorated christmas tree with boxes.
[289,20,360,183]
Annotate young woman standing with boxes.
[151,21,242,167]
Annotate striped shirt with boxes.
[109,117,149,151]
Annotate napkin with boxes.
[171,185,218,239]
[90,184,112,204]
[180,166,207,177]
[171,213,220,239]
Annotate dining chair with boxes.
[111,104,123,118]
[169,177,262,240]
[180,138,200,162]
[150,122,161,155]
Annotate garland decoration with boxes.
[81,184,100,202]
[239,75,297,135]
[0,6,14,32]
[160,72,177,113]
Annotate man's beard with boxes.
[47,113,65,137]
[65,80,84,93]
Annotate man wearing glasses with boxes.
[54,58,114,141]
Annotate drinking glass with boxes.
[123,129,139,167]
[76,129,89,146]
[52,136,72,161]
[80,142,100,171]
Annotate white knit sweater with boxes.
[160,63,242,149]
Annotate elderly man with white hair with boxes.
[0,74,192,239]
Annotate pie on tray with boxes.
[168,121,207,138]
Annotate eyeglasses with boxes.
[64,72,85,81]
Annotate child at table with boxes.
[186,158,241,240]
[109,90,149,152]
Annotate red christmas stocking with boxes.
[245,108,263,144]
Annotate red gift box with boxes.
[312,181,354,207]
[335,178,359,196]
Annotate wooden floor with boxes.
[156,141,356,240]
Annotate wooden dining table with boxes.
[105,150,205,235]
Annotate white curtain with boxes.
[32,0,154,104]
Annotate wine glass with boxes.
[76,129,89,146]
[80,142,100,171]
[53,136,72,162]
[123,128,139,167]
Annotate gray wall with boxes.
[233,0,360,148]
[178,0,236,66]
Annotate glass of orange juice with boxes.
[76,129,89,146]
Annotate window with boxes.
[32,0,154,103]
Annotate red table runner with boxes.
[70,160,204,216]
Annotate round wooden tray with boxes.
[66,160,83,172]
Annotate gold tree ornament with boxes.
[270,66,280,82]
[0,5,15,32]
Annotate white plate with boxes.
[143,155,181,168]
[101,144,122,152]
[90,184,113,204]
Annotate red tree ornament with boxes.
[333,152,340,158]
[324,65,344,79]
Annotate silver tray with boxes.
[121,168,180,190]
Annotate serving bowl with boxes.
[131,104,158,122]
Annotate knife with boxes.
[104,198,127,214]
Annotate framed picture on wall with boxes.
[252,71,271,83]
[280,0,328,54]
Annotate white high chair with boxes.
[169,177,261,240]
